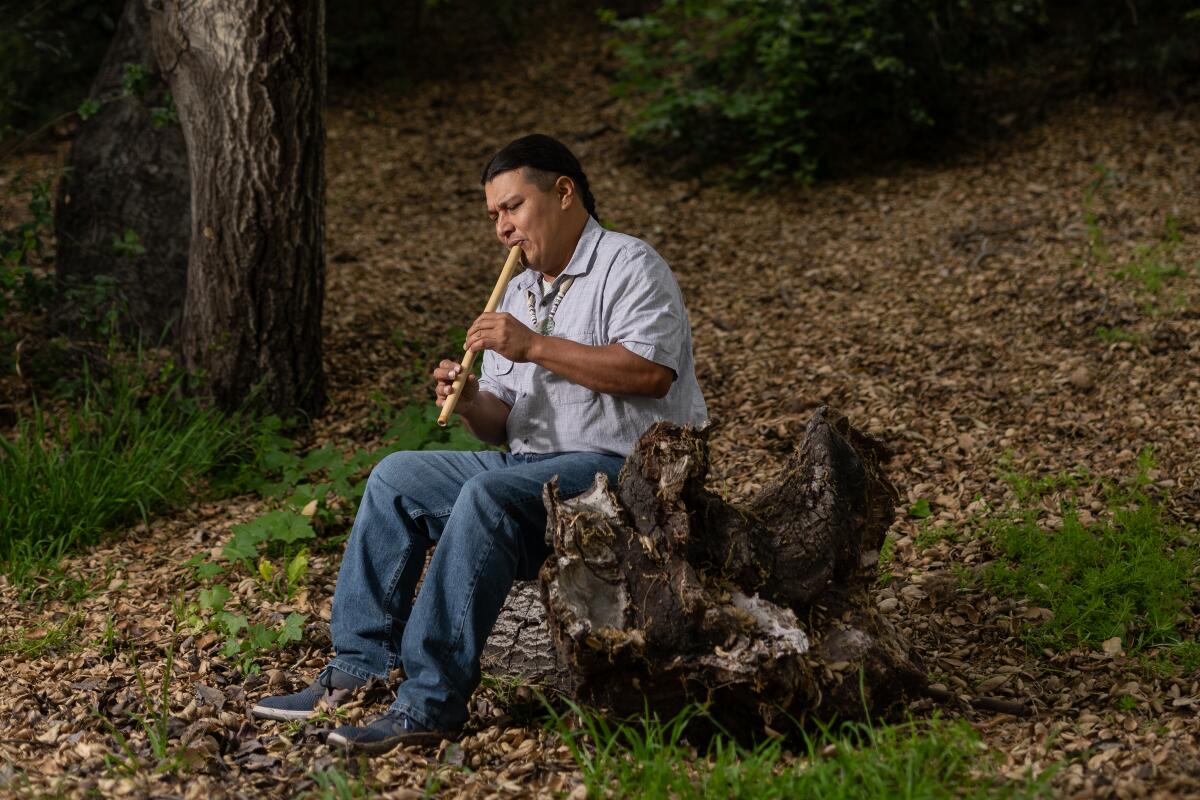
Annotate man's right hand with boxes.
[433,359,478,412]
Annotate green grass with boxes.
[0,364,253,582]
[1093,325,1140,344]
[985,451,1198,658]
[915,521,959,551]
[1142,640,1200,678]
[0,611,82,658]
[1107,214,1195,315]
[552,702,1048,799]
[303,767,376,800]
[101,641,190,775]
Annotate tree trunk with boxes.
[55,0,190,342]
[486,408,927,737]
[147,0,327,416]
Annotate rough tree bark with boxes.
[55,0,190,341]
[147,0,327,415]
[484,408,927,736]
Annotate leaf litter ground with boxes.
[1,34,1198,800]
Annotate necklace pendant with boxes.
[541,318,555,335]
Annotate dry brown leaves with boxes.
[1,26,1199,800]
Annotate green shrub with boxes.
[605,0,1043,182]
[606,1,1200,182]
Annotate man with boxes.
[251,134,707,753]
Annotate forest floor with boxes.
[1,31,1199,800]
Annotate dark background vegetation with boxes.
[2,1,1197,173]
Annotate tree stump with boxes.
[487,407,926,736]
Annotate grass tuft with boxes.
[0,362,254,582]
[986,451,1197,659]
[0,611,82,658]
[550,701,1047,799]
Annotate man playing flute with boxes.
[251,133,708,753]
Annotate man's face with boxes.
[484,169,565,272]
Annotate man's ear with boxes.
[555,175,575,209]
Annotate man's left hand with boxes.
[466,312,536,362]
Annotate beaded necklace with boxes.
[525,275,576,335]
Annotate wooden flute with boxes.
[436,244,523,427]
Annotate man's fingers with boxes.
[467,335,494,353]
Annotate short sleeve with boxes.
[477,349,516,407]
[605,245,684,376]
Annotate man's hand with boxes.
[466,312,536,362]
[432,359,478,411]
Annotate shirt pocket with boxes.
[485,352,515,377]
[541,329,595,406]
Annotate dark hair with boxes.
[481,133,598,220]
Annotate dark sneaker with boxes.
[250,666,367,722]
[326,711,453,753]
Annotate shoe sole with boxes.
[250,704,318,722]
[326,729,448,753]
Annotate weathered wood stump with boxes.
[484,407,926,736]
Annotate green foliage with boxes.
[604,0,1044,182]
[147,92,178,128]
[223,510,316,563]
[877,533,897,585]
[181,398,490,675]
[0,173,56,318]
[111,228,147,258]
[77,97,102,120]
[120,62,150,98]
[551,701,1047,798]
[184,582,307,676]
[0,363,256,583]
[985,451,1198,658]
[908,498,932,519]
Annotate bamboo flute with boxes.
[437,244,523,426]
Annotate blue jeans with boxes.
[328,449,625,730]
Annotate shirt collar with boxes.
[511,216,604,292]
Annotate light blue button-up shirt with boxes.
[477,216,708,457]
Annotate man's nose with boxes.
[496,216,515,240]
